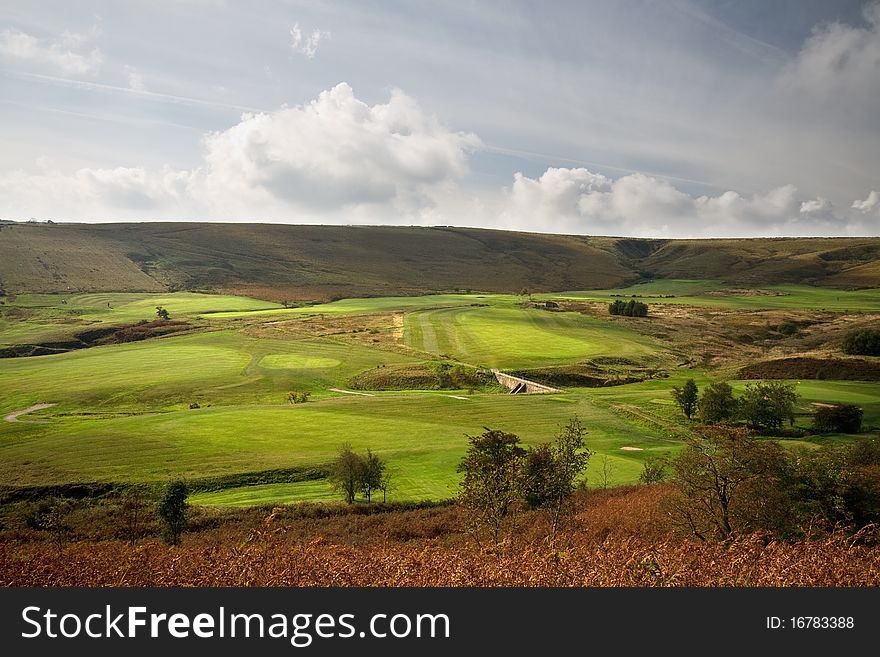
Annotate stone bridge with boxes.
[491,369,560,394]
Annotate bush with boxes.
[608,300,648,317]
[813,404,863,433]
[842,329,880,356]
[776,321,799,336]
[639,458,667,484]
[156,479,188,545]
[286,391,311,404]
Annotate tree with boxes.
[697,381,738,423]
[739,381,798,432]
[359,449,386,503]
[667,426,791,540]
[457,428,527,543]
[671,379,699,419]
[329,443,362,504]
[120,488,147,546]
[156,306,170,321]
[522,417,591,536]
[156,479,189,545]
[813,404,863,434]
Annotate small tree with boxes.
[522,417,591,536]
[671,379,699,419]
[120,488,147,546]
[739,381,798,432]
[697,381,738,423]
[457,428,526,543]
[329,443,362,504]
[156,479,188,545]
[359,449,386,503]
[156,306,170,321]
[667,426,791,540]
[813,404,863,434]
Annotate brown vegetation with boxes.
[3,223,879,297]
[739,357,880,381]
[2,486,878,587]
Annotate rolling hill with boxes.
[1,221,878,301]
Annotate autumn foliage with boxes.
[2,485,878,587]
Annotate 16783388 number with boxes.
[767,616,854,630]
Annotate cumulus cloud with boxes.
[0,83,480,223]
[501,167,871,237]
[0,25,102,75]
[852,191,879,213]
[779,2,880,113]
[290,22,330,59]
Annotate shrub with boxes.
[842,329,880,356]
[776,321,799,336]
[609,299,648,317]
[639,458,667,484]
[813,404,863,434]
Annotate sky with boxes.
[0,0,878,237]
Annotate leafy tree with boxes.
[841,328,880,356]
[522,417,591,536]
[359,449,386,503]
[457,428,527,543]
[697,381,738,423]
[155,306,170,321]
[739,381,798,432]
[156,479,189,545]
[813,404,863,434]
[667,426,791,540]
[671,379,699,419]
[639,457,667,484]
[329,443,363,504]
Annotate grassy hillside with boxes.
[1,222,878,300]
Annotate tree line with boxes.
[671,378,863,434]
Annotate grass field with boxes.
[2,288,878,507]
[404,304,666,369]
[552,280,880,311]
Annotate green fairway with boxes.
[553,280,880,311]
[0,292,281,346]
[3,289,878,507]
[404,304,667,369]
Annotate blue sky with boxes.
[0,0,878,237]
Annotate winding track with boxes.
[4,403,57,423]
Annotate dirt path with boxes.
[4,403,57,423]
[328,388,375,397]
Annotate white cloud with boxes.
[852,190,879,213]
[290,22,330,59]
[501,168,870,237]
[0,83,480,223]
[0,25,102,75]
[779,2,880,114]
